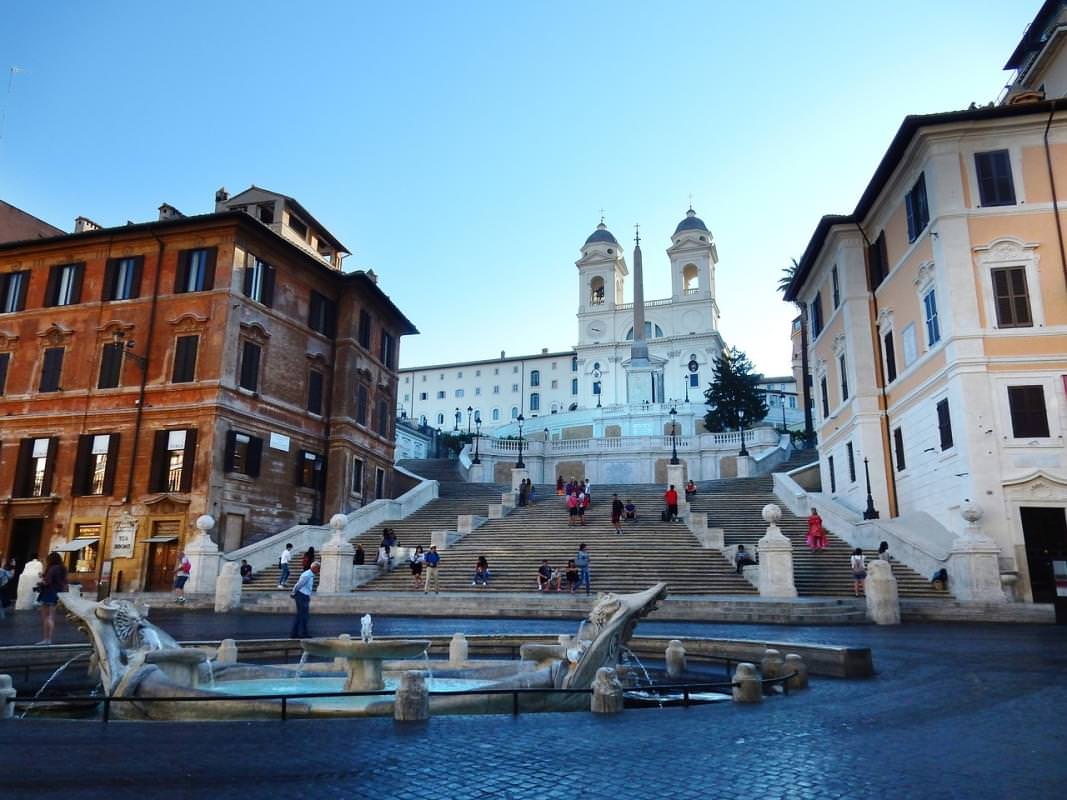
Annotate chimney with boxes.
[366,269,378,284]
[541,347,548,354]
[74,216,101,233]
[215,186,229,203]
[500,351,506,359]
[158,203,185,221]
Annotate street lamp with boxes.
[738,409,749,457]
[669,406,679,465]
[862,457,880,519]
[454,407,461,431]
[684,377,689,403]
[472,412,481,465]
[515,413,526,468]
[467,405,473,435]
[111,330,146,371]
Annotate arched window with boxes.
[625,322,664,339]
[571,356,578,372]
[419,415,427,426]
[530,393,540,411]
[682,263,699,293]
[436,413,444,425]
[589,276,605,305]
[492,407,500,421]
[511,406,519,419]
[530,369,540,387]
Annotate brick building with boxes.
[0,188,416,593]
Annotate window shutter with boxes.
[102,433,120,495]
[174,251,190,293]
[129,257,143,298]
[40,348,64,391]
[44,265,59,307]
[98,343,123,389]
[103,259,118,301]
[223,430,237,472]
[262,266,275,307]
[149,430,169,492]
[179,428,198,493]
[13,438,33,497]
[202,248,217,291]
[247,435,263,478]
[240,342,260,391]
[15,270,29,310]
[937,399,953,450]
[73,434,93,496]
[317,454,328,490]
[296,450,308,486]
[308,370,323,414]
[69,263,84,304]
[883,331,897,383]
[893,427,906,471]
[0,352,9,395]
[173,336,198,383]
[242,263,254,297]
[41,437,58,495]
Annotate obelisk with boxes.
[630,226,649,364]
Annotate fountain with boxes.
[299,637,430,691]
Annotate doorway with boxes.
[145,519,181,591]
[1021,506,1067,603]
[8,518,43,573]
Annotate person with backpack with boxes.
[174,551,192,605]
[575,543,591,595]
[566,492,579,526]
[850,548,867,596]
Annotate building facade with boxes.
[0,189,415,593]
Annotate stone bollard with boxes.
[732,662,762,703]
[761,649,784,681]
[394,670,429,722]
[318,515,356,593]
[590,667,624,714]
[0,674,15,719]
[216,638,238,666]
[757,505,797,597]
[213,562,242,612]
[865,558,901,625]
[784,654,808,691]
[665,640,687,679]
[186,515,222,595]
[449,633,468,666]
[947,499,1007,603]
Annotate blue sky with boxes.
[0,1,1037,375]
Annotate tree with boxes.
[703,346,768,433]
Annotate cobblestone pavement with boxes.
[5,611,1067,799]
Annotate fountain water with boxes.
[20,652,90,718]
[296,652,309,678]
[621,645,663,709]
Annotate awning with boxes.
[54,537,100,552]
[143,535,178,543]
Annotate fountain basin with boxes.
[300,638,431,691]
[143,648,208,689]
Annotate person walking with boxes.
[409,545,425,589]
[611,494,624,534]
[566,491,579,526]
[423,545,441,594]
[36,552,68,644]
[277,543,293,588]
[807,508,827,550]
[556,475,564,496]
[174,551,192,604]
[664,484,679,522]
[576,543,591,595]
[302,546,316,572]
[289,561,319,638]
[518,479,528,507]
[850,548,867,597]
[577,491,588,526]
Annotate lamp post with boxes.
[669,406,679,465]
[780,391,787,432]
[515,414,526,468]
[684,377,689,403]
[467,405,473,435]
[453,408,461,432]
[862,457,880,519]
[738,409,748,457]
[472,413,481,465]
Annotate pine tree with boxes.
[703,347,768,433]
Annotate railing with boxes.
[684,287,699,295]
[482,428,776,457]
[615,298,676,311]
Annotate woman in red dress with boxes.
[807,509,827,550]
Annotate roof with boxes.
[1005,0,1064,70]
[785,99,1063,301]
[584,223,619,246]
[226,185,350,254]
[0,210,416,335]
[673,209,708,234]
[399,349,576,373]
[0,200,64,243]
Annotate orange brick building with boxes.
[0,190,415,593]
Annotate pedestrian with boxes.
[353,544,365,565]
[518,479,528,507]
[289,561,319,638]
[576,543,591,595]
[566,491,579,526]
[277,542,293,588]
[556,475,564,496]
[565,559,580,593]
[685,479,697,501]
[473,555,490,587]
[240,560,253,584]
[850,548,867,597]
[664,484,679,522]
[174,551,191,604]
[409,545,425,589]
[734,544,756,574]
[379,530,395,571]
[528,482,537,505]
[807,508,827,550]
[423,545,441,594]
[35,552,68,644]
[0,560,12,619]
[584,479,593,505]
[878,541,890,561]
[577,491,588,525]
[611,494,624,534]
[302,546,316,571]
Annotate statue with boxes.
[360,613,373,643]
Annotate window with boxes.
[243,254,275,306]
[296,450,324,488]
[513,366,519,373]
[39,347,64,392]
[530,370,540,387]
[905,172,930,242]
[839,355,849,402]
[288,215,308,239]
[901,323,917,367]
[224,431,263,477]
[828,455,836,493]
[690,373,699,387]
[820,376,829,418]
[493,385,500,394]
[46,262,84,307]
[103,257,142,301]
[936,398,953,450]
[13,437,57,497]
[512,384,519,392]
[991,267,1032,327]
[436,390,445,399]
[309,291,337,337]
[571,378,578,395]
[356,385,369,425]
[258,203,274,224]
[352,458,364,494]
[475,387,482,395]
[492,408,500,421]
[97,343,124,389]
[455,389,464,398]
[831,266,840,309]
[923,289,940,346]
[380,331,395,368]
[883,331,897,383]
[376,399,390,436]
[511,406,518,419]
[65,524,100,576]
[307,370,324,415]
[975,150,1016,206]
[846,442,856,483]
[571,357,578,372]
[530,392,540,411]
[0,270,29,313]
[810,292,824,338]
[0,352,8,395]
[174,248,216,293]
[357,311,373,345]
[419,392,427,401]
[475,369,481,376]
[893,427,906,471]
[375,467,386,500]
[172,335,198,383]
[550,380,558,390]
[457,371,463,378]
[867,231,888,290]
[149,429,198,493]
[593,381,601,396]
[1007,385,1050,438]
[239,341,261,392]
[625,322,665,339]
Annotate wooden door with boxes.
[146,520,181,591]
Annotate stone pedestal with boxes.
[510,468,530,492]
[666,464,686,495]
[467,463,485,483]
[735,455,754,478]
[213,562,242,612]
[216,639,238,665]
[16,561,43,610]
[500,491,516,509]
[185,516,221,595]
[394,671,429,722]
[430,530,455,550]
[865,559,900,625]
[318,515,355,593]
[665,640,687,678]
[144,648,206,688]
[449,633,468,666]
[0,674,16,719]
[784,654,808,690]
[457,515,479,534]
[488,504,510,519]
[761,649,783,681]
[756,505,797,598]
[590,667,624,714]
[948,500,1006,603]
[732,663,762,703]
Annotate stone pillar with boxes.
[318,515,355,593]
[213,561,242,612]
[468,462,485,483]
[784,654,808,691]
[757,504,797,598]
[665,640,687,679]
[948,500,1006,603]
[431,530,454,550]
[394,670,429,722]
[590,667,624,714]
[865,559,901,625]
[216,639,238,665]
[735,455,754,478]
[457,515,476,534]
[15,559,44,610]
[0,674,15,719]
[510,468,530,492]
[731,662,762,703]
[761,649,783,681]
[185,516,221,595]
[449,633,469,666]
[666,464,686,496]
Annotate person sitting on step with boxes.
[734,545,757,574]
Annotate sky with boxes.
[0,1,1039,376]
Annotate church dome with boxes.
[584,222,619,246]
[674,209,708,235]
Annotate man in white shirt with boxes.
[278,543,294,589]
[290,561,319,638]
